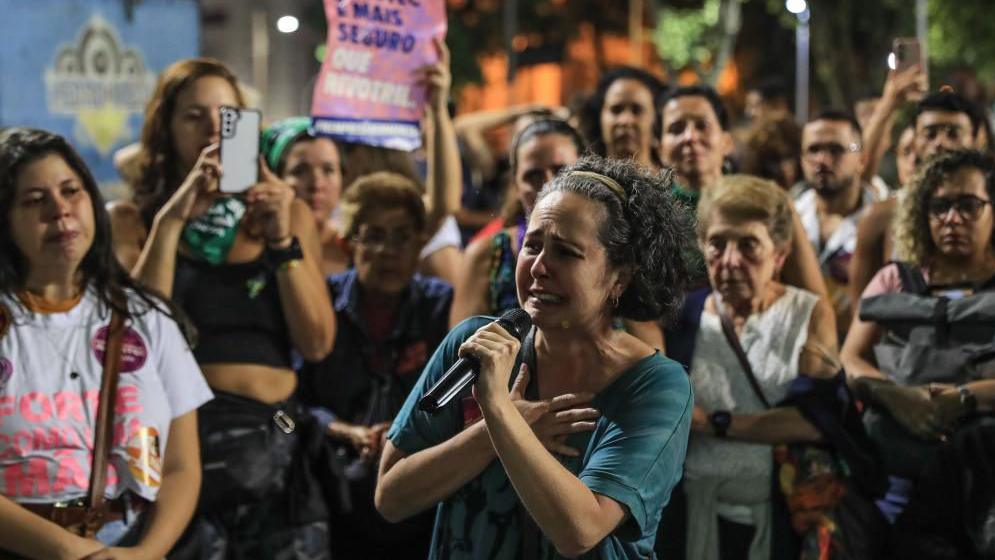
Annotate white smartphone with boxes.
[219,106,261,194]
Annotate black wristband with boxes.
[265,235,303,269]
[709,410,732,438]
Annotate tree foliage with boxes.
[928,0,995,84]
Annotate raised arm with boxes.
[861,66,926,183]
[420,37,462,233]
[455,103,551,182]
[250,163,335,361]
[132,144,220,296]
[107,200,147,272]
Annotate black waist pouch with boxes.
[197,391,336,524]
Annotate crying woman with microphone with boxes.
[376,155,694,559]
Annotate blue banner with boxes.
[0,0,199,198]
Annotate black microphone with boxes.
[418,309,533,414]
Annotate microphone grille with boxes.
[497,308,533,341]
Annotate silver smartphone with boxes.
[219,106,261,194]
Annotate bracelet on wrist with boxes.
[265,236,303,269]
[708,410,732,438]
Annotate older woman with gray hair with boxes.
[666,175,837,560]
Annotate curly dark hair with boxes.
[538,156,693,323]
[0,128,170,321]
[895,149,995,265]
[134,58,245,227]
[578,66,667,159]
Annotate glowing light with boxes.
[276,15,299,34]
[887,52,897,70]
[785,0,807,14]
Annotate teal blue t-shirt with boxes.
[387,317,693,559]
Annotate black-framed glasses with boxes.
[927,194,992,220]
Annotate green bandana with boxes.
[182,197,246,265]
[261,117,313,173]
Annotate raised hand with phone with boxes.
[157,143,221,225]
[859,38,928,185]
[245,157,296,249]
[118,58,337,558]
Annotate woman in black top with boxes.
[110,58,335,558]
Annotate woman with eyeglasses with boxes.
[842,149,995,517]
[297,172,454,559]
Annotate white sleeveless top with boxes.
[684,286,817,498]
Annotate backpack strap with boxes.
[892,261,929,295]
[892,260,951,343]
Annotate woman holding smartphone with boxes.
[110,58,335,558]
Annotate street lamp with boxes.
[276,15,299,34]
[785,0,807,14]
[786,0,810,123]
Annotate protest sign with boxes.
[311,0,447,151]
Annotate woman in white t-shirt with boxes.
[677,175,837,560]
[0,128,212,559]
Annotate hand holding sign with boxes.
[415,37,451,113]
[312,0,447,151]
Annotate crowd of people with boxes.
[2,32,995,560]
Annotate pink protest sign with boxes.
[311,0,447,151]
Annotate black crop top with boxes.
[172,253,292,368]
